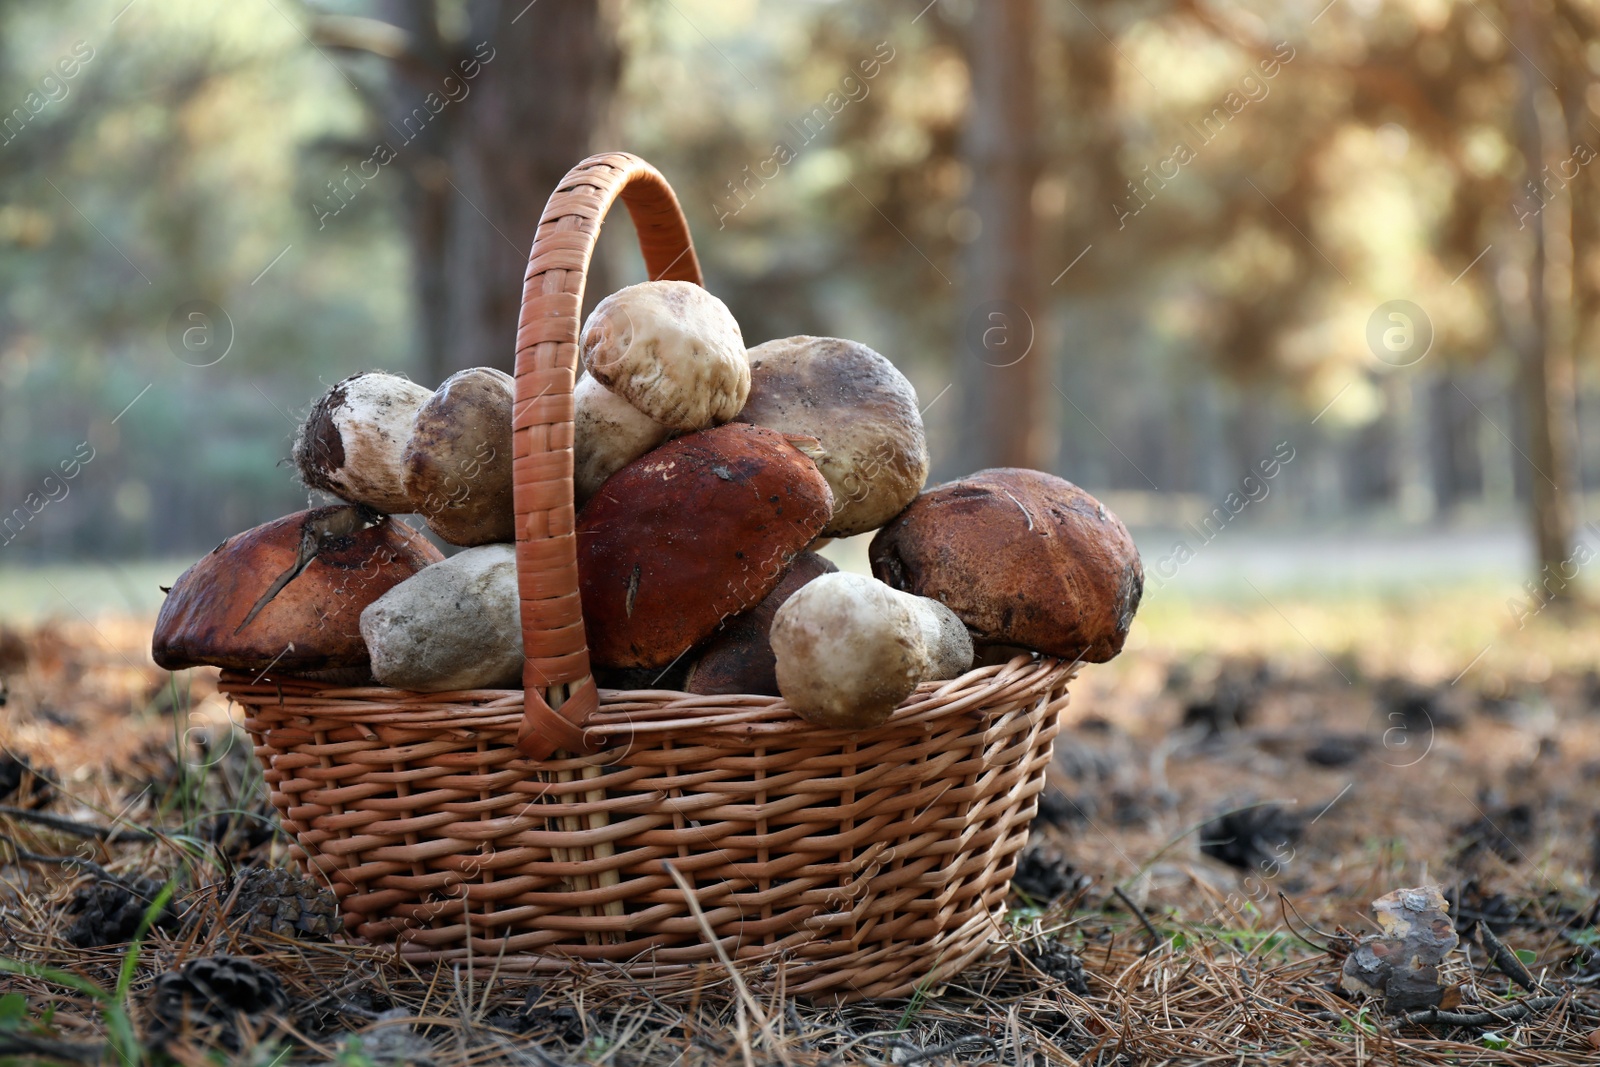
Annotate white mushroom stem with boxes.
[573,281,748,505]
[573,374,672,504]
[917,597,977,682]
[359,545,523,692]
[770,572,974,730]
[294,372,432,513]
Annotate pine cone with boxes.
[0,752,54,808]
[64,877,178,948]
[223,866,342,939]
[200,808,278,862]
[147,955,287,1052]
[519,986,585,1041]
[1011,844,1087,902]
[364,1009,438,1066]
[1021,938,1089,995]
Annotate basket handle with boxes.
[511,152,703,761]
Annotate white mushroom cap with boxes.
[403,367,516,545]
[294,371,432,513]
[573,373,672,504]
[917,597,977,682]
[770,571,973,730]
[581,280,749,430]
[737,337,928,537]
[360,543,522,691]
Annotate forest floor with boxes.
[2,582,1599,1065]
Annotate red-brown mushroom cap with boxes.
[684,551,837,696]
[152,505,443,674]
[576,423,833,669]
[868,469,1142,662]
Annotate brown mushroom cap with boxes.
[293,372,432,512]
[736,336,929,537]
[576,423,833,669]
[684,551,837,696]
[868,468,1143,662]
[402,367,515,546]
[153,506,443,673]
[592,662,690,692]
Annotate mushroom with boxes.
[359,544,523,691]
[770,572,973,730]
[592,662,690,692]
[573,280,749,502]
[152,505,442,676]
[402,367,515,546]
[576,422,833,669]
[869,468,1143,662]
[683,551,837,696]
[573,373,671,502]
[735,336,928,537]
[294,372,433,512]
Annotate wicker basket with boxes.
[220,152,1079,1002]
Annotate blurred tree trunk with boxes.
[440,1,620,379]
[374,1,452,382]
[957,0,1047,471]
[1510,3,1578,593]
[343,1,620,382]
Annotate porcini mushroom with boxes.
[683,551,837,696]
[294,372,433,512]
[402,367,515,546]
[573,280,749,502]
[359,544,523,691]
[869,468,1143,662]
[577,422,833,669]
[573,373,671,503]
[736,336,928,537]
[592,662,690,692]
[770,571,973,730]
[152,505,442,676]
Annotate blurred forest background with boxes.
[2,0,1599,613]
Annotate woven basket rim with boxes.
[221,655,1075,744]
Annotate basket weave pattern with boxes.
[220,153,1077,1001]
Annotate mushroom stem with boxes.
[771,572,974,730]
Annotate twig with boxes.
[1277,892,1337,953]
[1393,993,1600,1029]
[0,805,157,842]
[525,1044,581,1067]
[1112,885,1163,954]
[660,860,789,1063]
[0,832,124,885]
[785,1002,811,1050]
[892,1035,999,1063]
[1478,923,1543,993]
[0,1033,106,1063]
